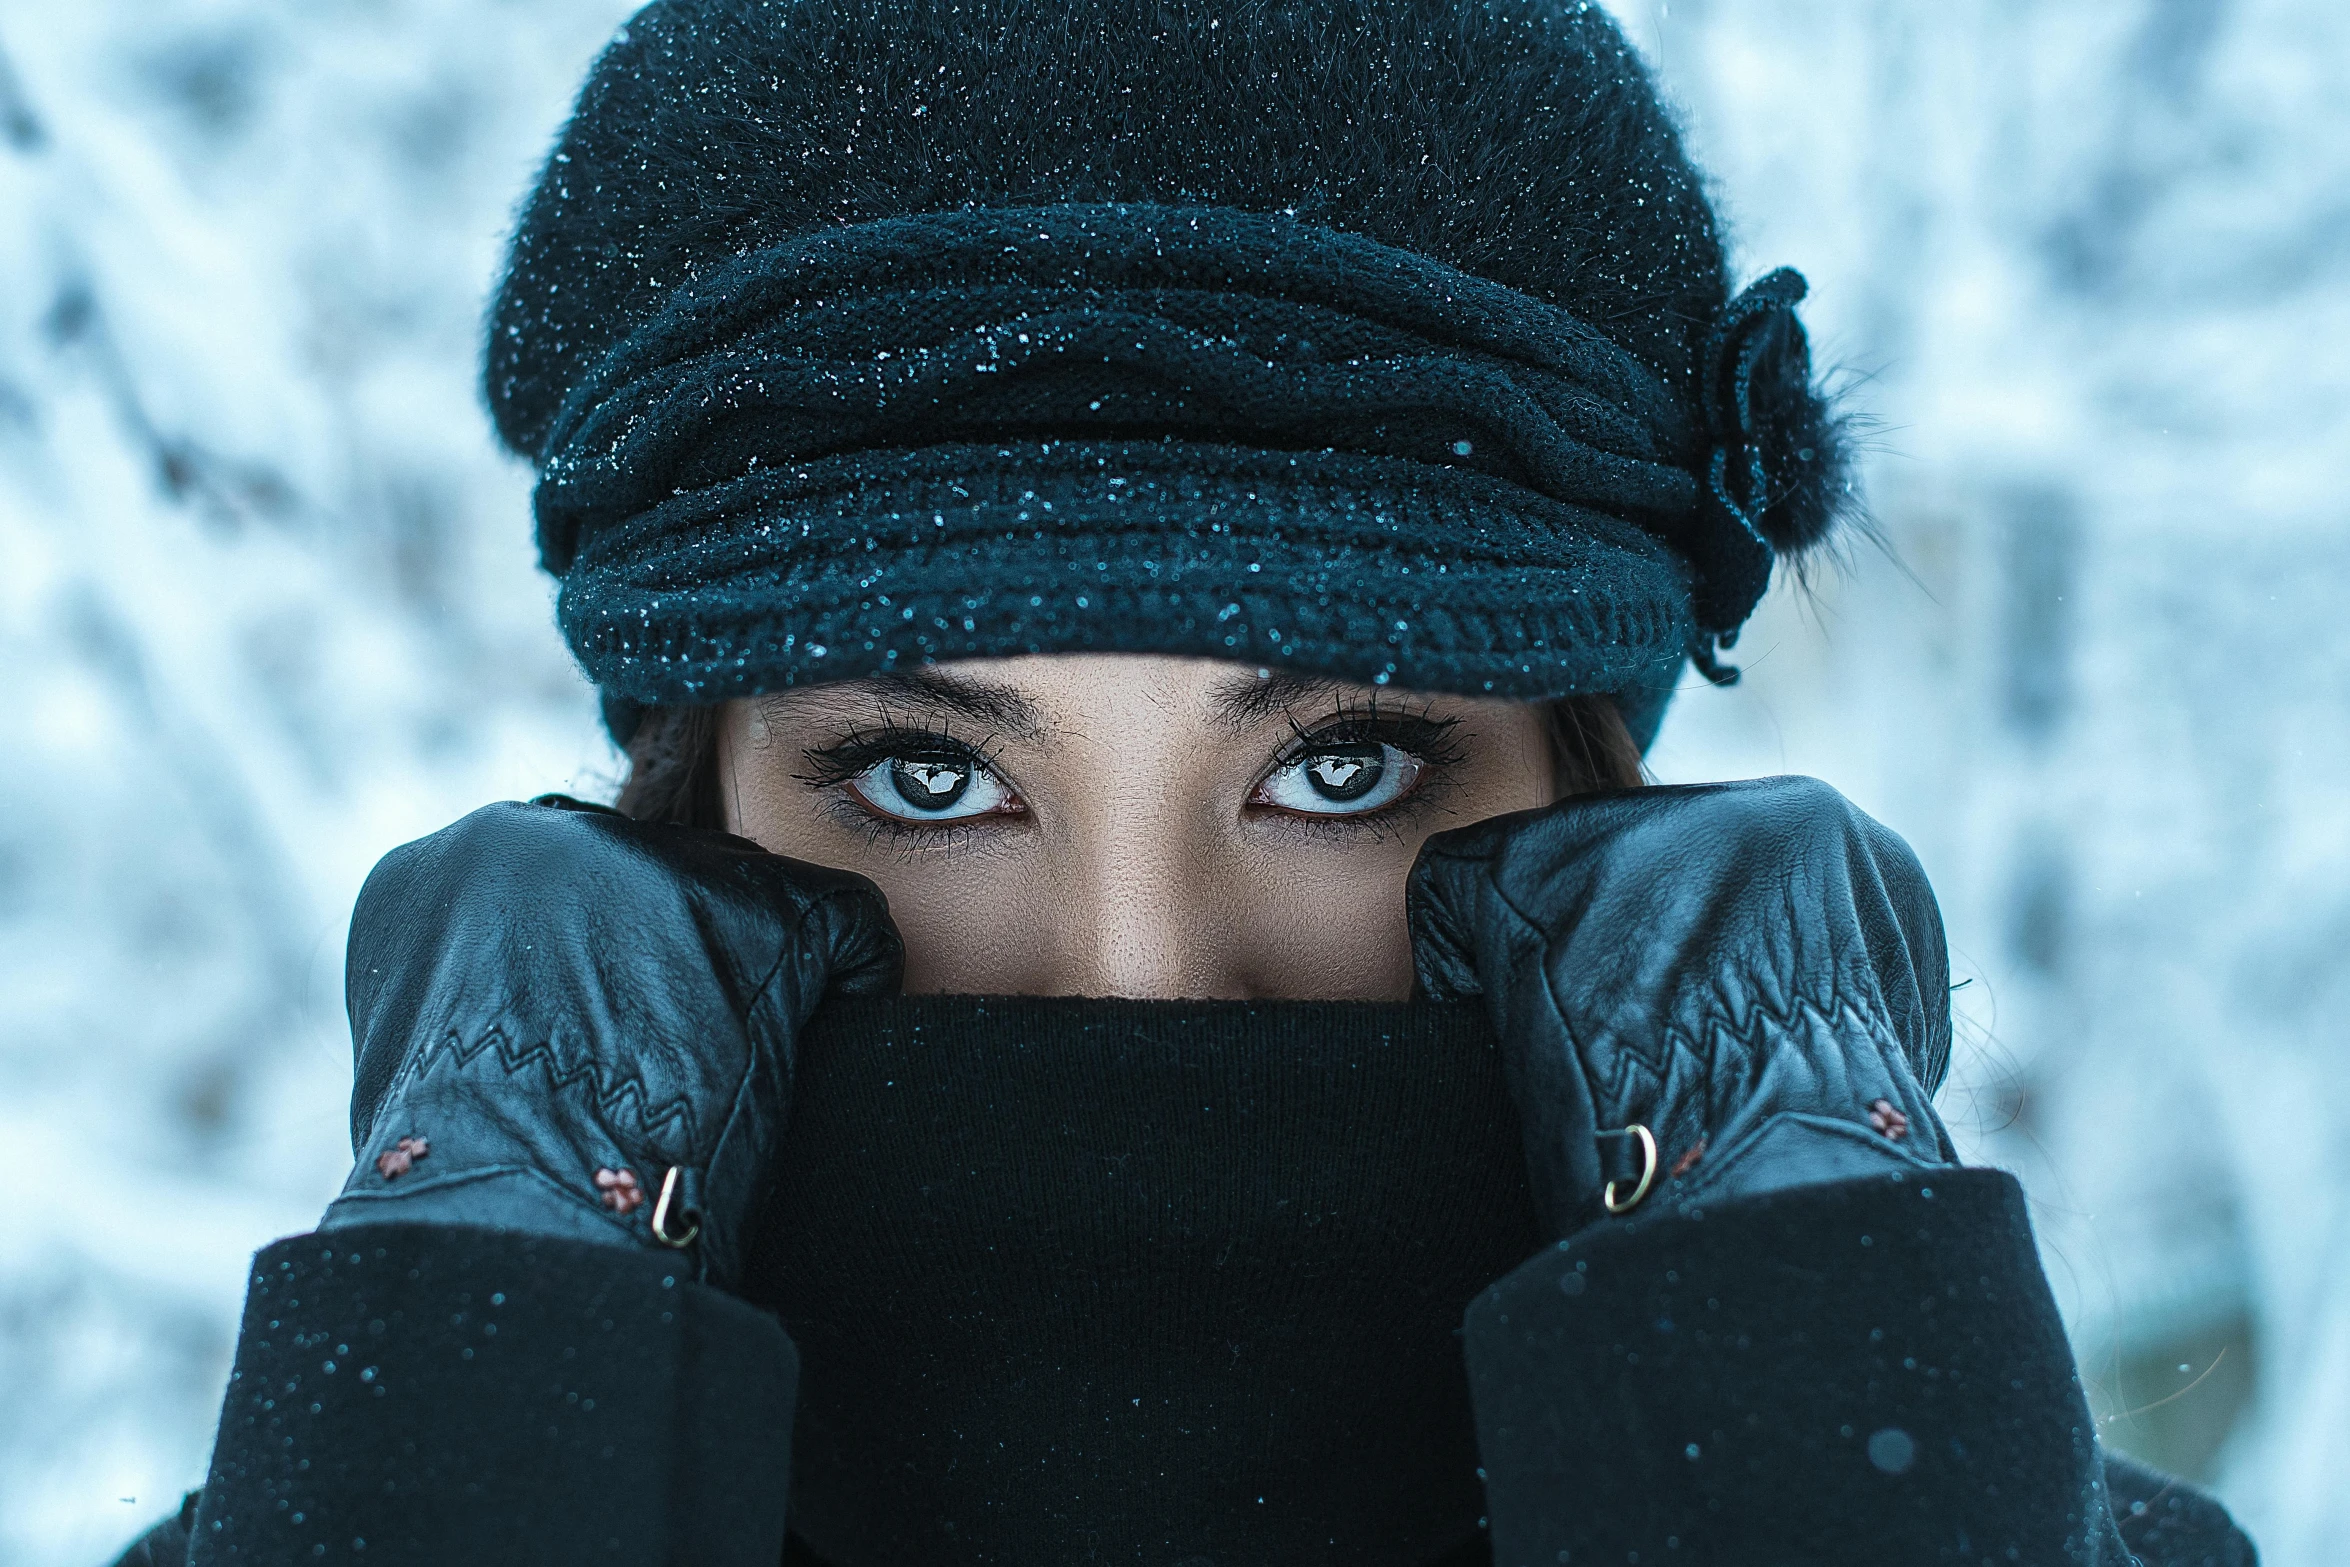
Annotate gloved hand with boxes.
[1409,775,1954,1240]
[319,796,902,1289]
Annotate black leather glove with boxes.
[1409,775,1954,1240]
[319,796,902,1289]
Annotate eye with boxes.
[1250,742,1426,816]
[844,752,1021,823]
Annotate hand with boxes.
[1408,775,1953,1239]
[320,796,902,1289]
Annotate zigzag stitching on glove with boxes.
[1593,988,1914,1134]
[1587,1025,1722,1173]
[407,1019,703,1148]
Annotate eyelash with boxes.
[793,719,1015,847]
[791,699,1469,842]
[1253,702,1468,837]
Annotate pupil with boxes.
[1304,746,1383,802]
[891,757,971,810]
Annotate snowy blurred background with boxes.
[0,0,2341,1561]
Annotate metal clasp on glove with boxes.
[1597,1125,1658,1214]
[652,1165,701,1249]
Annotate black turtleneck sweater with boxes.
[126,998,2254,1566]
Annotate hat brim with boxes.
[565,440,1693,743]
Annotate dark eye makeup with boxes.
[792,719,1023,838]
[790,697,1468,839]
[1247,702,1467,828]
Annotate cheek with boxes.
[1216,841,1421,1001]
[724,797,1062,993]
[866,859,1063,996]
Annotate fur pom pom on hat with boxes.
[489,0,1854,747]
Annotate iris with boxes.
[1252,743,1424,816]
[891,758,970,809]
[1305,746,1383,801]
[846,753,1017,821]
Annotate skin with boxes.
[717,653,1552,1000]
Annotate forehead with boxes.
[753,654,1389,741]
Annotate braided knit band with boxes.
[534,205,1792,741]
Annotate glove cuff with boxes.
[1666,1110,1944,1209]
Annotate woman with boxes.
[119,0,2254,1562]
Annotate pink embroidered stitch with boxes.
[595,1167,644,1215]
[376,1136,430,1179]
[1866,1099,1911,1141]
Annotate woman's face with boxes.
[718,653,1551,999]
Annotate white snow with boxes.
[1628,2,2350,1556]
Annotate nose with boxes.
[1049,824,1239,999]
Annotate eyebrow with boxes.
[763,668,1047,741]
[1204,669,1347,731]
[770,665,1375,739]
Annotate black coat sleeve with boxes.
[1463,1167,2257,1566]
[116,1175,2257,1565]
[175,1223,798,1566]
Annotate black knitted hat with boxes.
[489,0,1853,747]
